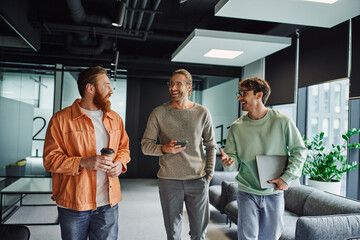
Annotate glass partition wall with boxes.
[0,63,128,179]
[0,65,55,178]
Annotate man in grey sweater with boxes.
[141,69,217,240]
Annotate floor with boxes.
[3,178,237,240]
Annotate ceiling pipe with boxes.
[122,0,131,29]
[128,0,138,31]
[135,0,148,32]
[65,0,111,26]
[65,0,112,55]
[143,0,161,40]
[66,35,110,55]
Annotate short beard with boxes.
[93,88,111,112]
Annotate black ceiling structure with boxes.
[0,0,305,79]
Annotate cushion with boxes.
[280,210,299,240]
[303,190,360,216]
[209,171,237,186]
[209,185,222,210]
[284,185,315,216]
[224,200,238,224]
[295,214,360,240]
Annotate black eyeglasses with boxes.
[236,89,254,98]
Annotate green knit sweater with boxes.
[224,109,306,195]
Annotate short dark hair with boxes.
[239,77,271,104]
[77,66,107,97]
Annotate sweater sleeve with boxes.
[141,110,164,156]
[280,119,307,184]
[202,110,217,177]
[223,125,240,172]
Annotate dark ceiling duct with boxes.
[66,35,111,56]
[65,0,112,26]
[65,0,112,55]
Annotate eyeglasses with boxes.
[167,81,190,88]
[236,89,254,98]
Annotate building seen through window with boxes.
[307,78,349,149]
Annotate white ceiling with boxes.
[215,0,360,28]
[171,29,291,67]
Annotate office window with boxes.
[322,118,330,147]
[311,85,319,112]
[323,83,330,112]
[334,83,341,113]
[333,119,340,146]
[306,78,349,196]
[311,118,319,137]
[306,78,349,149]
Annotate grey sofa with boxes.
[209,171,237,214]
[222,183,360,240]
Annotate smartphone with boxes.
[176,140,188,147]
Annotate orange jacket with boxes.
[43,99,131,211]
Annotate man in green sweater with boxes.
[141,69,217,240]
[220,77,306,240]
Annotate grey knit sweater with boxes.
[141,102,217,180]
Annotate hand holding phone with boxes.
[176,140,188,147]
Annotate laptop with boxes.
[256,155,288,189]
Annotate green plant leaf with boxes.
[303,128,360,182]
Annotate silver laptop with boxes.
[256,155,288,189]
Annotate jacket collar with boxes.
[71,99,114,120]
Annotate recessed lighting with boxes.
[304,0,338,4]
[204,49,243,59]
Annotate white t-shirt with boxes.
[81,108,110,207]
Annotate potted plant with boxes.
[302,128,360,194]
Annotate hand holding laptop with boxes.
[219,148,234,166]
[268,178,289,191]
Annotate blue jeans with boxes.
[58,204,118,240]
[237,191,284,240]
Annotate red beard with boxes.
[93,88,112,112]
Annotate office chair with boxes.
[0,224,30,240]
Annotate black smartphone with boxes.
[176,140,188,147]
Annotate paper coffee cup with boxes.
[100,148,115,159]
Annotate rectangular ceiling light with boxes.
[305,0,338,4]
[204,49,244,59]
[171,29,291,67]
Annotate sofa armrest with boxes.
[295,214,360,240]
[220,180,238,212]
[210,171,237,186]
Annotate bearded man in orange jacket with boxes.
[43,66,130,240]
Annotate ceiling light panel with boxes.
[204,49,244,59]
[171,29,291,67]
[305,0,338,4]
[215,0,360,28]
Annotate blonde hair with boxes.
[172,69,193,97]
